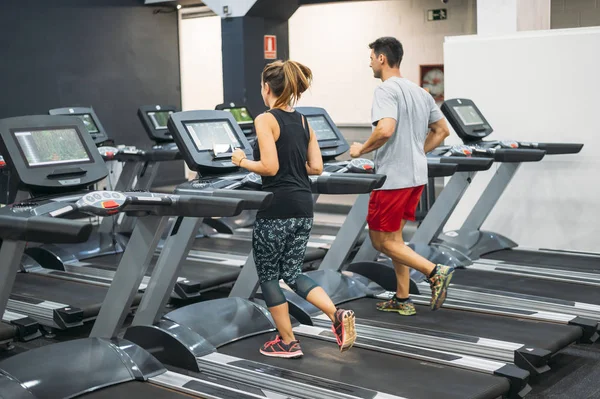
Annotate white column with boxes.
[477,0,550,35]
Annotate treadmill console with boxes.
[441,99,493,143]
[168,110,253,174]
[138,105,179,144]
[216,103,255,138]
[49,107,110,146]
[296,107,350,161]
[0,115,108,193]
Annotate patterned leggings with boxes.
[253,217,318,307]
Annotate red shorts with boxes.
[367,186,425,232]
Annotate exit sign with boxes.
[428,8,447,21]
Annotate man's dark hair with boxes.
[369,37,403,68]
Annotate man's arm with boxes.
[360,118,396,155]
[424,118,450,153]
[350,118,396,157]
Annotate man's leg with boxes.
[368,187,454,311]
[376,220,416,315]
[392,220,411,298]
[370,228,435,277]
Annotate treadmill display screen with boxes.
[306,115,338,141]
[73,114,100,134]
[454,105,484,126]
[147,110,173,130]
[12,127,92,168]
[224,107,253,124]
[184,120,242,152]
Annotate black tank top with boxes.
[254,109,313,219]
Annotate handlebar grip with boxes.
[0,216,93,244]
[427,162,458,177]
[489,149,545,163]
[534,143,583,155]
[439,157,494,172]
[211,190,273,211]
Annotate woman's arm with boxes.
[305,127,323,175]
[232,113,279,176]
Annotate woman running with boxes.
[232,60,356,358]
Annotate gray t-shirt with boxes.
[371,76,443,190]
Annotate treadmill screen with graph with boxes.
[147,110,173,130]
[12,127,92,168]
[306,115,338,141]
[184,120,242,152]
[224,107,253,125]
[73,114,100,134]
[453,106,484,126]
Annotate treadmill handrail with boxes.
[0,215,92,244]
[438,157,494,172]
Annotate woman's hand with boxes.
[232,148,247,168]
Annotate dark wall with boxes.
[221,0,294,119]
[0,0,183,186]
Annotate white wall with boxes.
[443,27,600,252]
[179,9,224,111]
[289,0,476,125]
[477,0,518,34]
[178,8,224,178]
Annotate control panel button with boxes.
[101,200,120,209]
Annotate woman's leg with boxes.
[280,218,356,352]
[253,218,303,357]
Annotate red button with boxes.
[510,143,518,148]
[101,200,120,209]
[363,165,373,170]
[0,161,5,168]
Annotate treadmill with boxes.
[112,109,532,399]
[138,105,331,267]
[23,107,233,300]
[434,99,598,274]
[409,100,600,320]
[216,102,256,141]
[204,106,371,246]
[0,157,41,345]
[0,114,197,331]
[0,127,286,398]
[271,108,595,372]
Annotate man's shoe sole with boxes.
[376,307,417,316]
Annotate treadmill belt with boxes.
[192,237,327,263]
[454,269,600,304]
[12,274,141,319]
[485,249,600,273]
[89,253,242,291]
[343,298,580,353]
[0,323,15,342]
[83,381,190,398]
[221,332,509,399]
